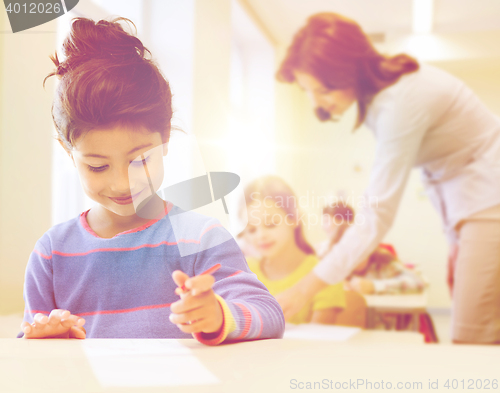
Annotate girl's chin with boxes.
[103,203,138,217]
[259,247,280,259]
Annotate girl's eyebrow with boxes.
[83,143,153,158]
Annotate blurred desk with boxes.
[3,331,499,393]
[364,292,428,330]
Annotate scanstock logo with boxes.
[4,0,79,33]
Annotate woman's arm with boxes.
[314,84,431,286]
[280,82,432,318]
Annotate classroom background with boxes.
[1,0,500,335]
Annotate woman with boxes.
[275,13,500,344]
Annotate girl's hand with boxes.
[350,277,375,294]
[275,272,328,321]
[21,309,86,339]
[170,271,223,335]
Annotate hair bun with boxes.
[64,17,147,63]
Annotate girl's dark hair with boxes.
[243,175,315,255]
[277,13,419,128]
[355,247,396,276]
[319,203,355,258]
[44,17,173,150]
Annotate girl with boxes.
[348,248,426,295]
[19,17,284,345]
[274,13,500,344]
[242,176,345,325]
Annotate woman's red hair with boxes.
[277,13,419,127]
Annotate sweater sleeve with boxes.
[17,240,56,338]
[191,223,285,345]
[314,84,431,285]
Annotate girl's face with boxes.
[293,70,356,120]
[244,201,297,259]
[70,125,167,218]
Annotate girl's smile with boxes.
[68,125,168,235]
[109,189,144,205]
[244,202,297,259]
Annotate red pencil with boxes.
[180,263,222,292]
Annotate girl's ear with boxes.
[162,143,169,157]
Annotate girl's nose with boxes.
[109,166,132,194]
[255,226,268,241]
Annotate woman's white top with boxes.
[314,63,500,285]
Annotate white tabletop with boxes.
[1,330,499,393]
[364,291,428,312]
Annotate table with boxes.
[2,331,499,393]
[364,292,428,330]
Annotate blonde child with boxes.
[18,17,284,344]
[241,176,345,324]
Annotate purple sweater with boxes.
[20,203,284,343]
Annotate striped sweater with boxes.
[19,203,285,344]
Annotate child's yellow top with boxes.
[247,255,345,324]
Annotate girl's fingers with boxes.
[76,317,85,326]
[175,318,207,334]
[170,290,212,314]
[69,326,86,339]
[20,321,32,335]
[175,287,184,296]
[60,314,84,328]
[48,309,67,326]
[172,270,189,288]
[169,307,206,325]
[34,313,48,325]
[184,274,215,296]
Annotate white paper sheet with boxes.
[284,323,360,341]
[82,340,219,387]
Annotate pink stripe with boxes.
[75,302,172,317]
[24,309,50,315]
[227,270,243,278]
[234,302,252,340]
[80,202,173,239]
[248,304,263,339]
[45,224,223,258]
[33,249,52,260]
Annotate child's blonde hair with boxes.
[243,176,315,255]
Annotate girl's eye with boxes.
[88,165,108,172]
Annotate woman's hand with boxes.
[170,270,223,335]
[21,309,86,339]
[349,277,375,294]
[275,271,328,321]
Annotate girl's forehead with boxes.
[74,126,163,155]
[247,200,287,221]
